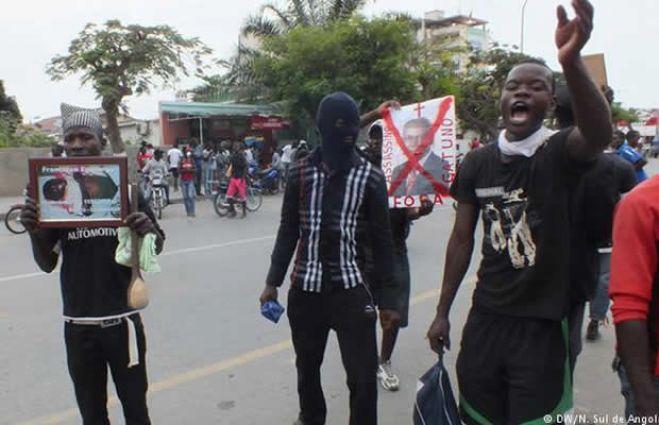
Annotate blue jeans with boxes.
[589,252,611,321]
[204,165,216,195]
[194,161,203,195]
[181,180,196,216]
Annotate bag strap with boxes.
[438,350,452,369]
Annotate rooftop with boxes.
[159,101,283,118]
[414,13,488,29]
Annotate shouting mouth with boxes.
[510,101,530,125]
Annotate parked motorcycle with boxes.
[4,202,26,234]
[251,167,281,194]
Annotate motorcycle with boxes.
[4,189,27,235]
[4,202,26,234]
[145,170,168,219]
[213,176,263,217]
[251,167,281,194]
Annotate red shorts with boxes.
[226,177,247,200]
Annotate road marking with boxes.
[0,235,276,284]
[13,276,476,424]
[160,235,275,257]
[15,340,294,425]
[0,271,53,283]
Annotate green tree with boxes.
[253,17,418,123]
[206,0,369,104]
[610,102,640,124]
[0,80,22,133]
[243,0,369,38]
[193,44,270,103]
[47,20,211,153]
[0,121,54,149]
[411,34,464,103]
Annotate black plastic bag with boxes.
[413,356,460,425]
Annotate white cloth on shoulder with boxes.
[497,126,558,158]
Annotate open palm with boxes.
[555,0,594,65]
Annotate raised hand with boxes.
[377,100,401,116]
[555,0,594,65]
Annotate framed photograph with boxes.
[28,157,128,228]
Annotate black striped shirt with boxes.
[266,148,398,310]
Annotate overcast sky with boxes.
[1,0,656,121]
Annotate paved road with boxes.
[2,159,658,424]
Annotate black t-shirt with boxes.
[230,152,247,178]
[569,152,637,302]
[579,152,636,247]
[58,194,163,318]
[450,129,577,320]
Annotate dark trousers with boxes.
[194,161,203,195]
[64,314,150,425]
[287,285,378,425]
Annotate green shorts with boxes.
[457,307,572,425]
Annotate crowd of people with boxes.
[15,0,659,424]
[136,138,291,218]
[134,136,313,220]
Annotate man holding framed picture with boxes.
[20,104,165,424]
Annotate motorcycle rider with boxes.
[226,142,249,218]
[142,149,170,205]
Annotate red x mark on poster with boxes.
[383,96,454,197]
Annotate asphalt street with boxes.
[1,158,658,425]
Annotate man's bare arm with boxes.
[427,202,479,353]
[20,197,60,272]
[616,321,659,417]
[555,0,612,160]
[29,231,60,272]
[359,100,401,129]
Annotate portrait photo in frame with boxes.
[28,157,128,228]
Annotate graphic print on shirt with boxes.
[66,227,118,241]
[482,188,536,269]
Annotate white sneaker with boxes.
[377,361,400,391]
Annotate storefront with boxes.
[159,101,291,165]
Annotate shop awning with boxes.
[159,101,282,118]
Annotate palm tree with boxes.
[242,0,369,38]
[193,0,370,103]
[191,44,268,103]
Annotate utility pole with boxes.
[521,0,529,53]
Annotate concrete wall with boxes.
[0,147,140,197]
[0,148,50,197]
[161,113,190,147]
[120,120,162,147]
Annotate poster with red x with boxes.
[381,96,457,208]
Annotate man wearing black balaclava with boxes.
[260,92,400,425]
